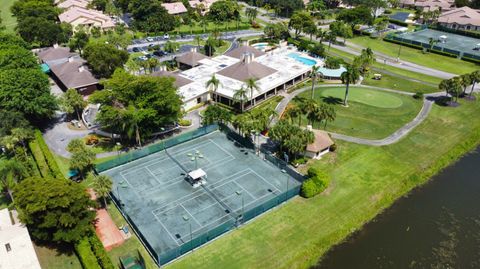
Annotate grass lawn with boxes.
[0,0,16,32]
[361,72,438,94]
[250,95,284,114]
[348,36,479,75]
[292,86,422,139]
[173,20,253,35]
[106,202,159,269]
[34,243,82,269]
[166,95,480,269]
[327,46,442,86]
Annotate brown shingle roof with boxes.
[438,6,480,26]
[306,130,334,153]
[175,51,208,67]
[49,59,98,89]
[151,70,193,88]
[37,46,75,63]
[224,46,265,59]
[217,55,277,82]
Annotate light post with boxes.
[187,150,203,170]
[182,215,193,253]
[281,169,289,201]
[116,142,121,157]
[397,44,402,62]
[160,127,166,151]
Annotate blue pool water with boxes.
[287,53,317,66]
[252,43,268,50]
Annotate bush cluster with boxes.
[178,119,192,126]
[89,235,115,269]
[300,168,330,198]
[34,130,63,179]
[75,238,102,269]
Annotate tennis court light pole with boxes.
[183,216,193,253]
[281,169,288,201]
[235,191,244,221]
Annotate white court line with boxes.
[249,169,281,193]
[207,138,235,159]
[231,179,256,200]
[144,166,163,185]
[180,204,202,228]
[152,214,181,246]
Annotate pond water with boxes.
[315,147,480,269]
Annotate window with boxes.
[5,243,11,252]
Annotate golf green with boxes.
[320,87,404,108]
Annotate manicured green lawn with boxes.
[1,0,17,32]
[166,96,480,269]
[349,36,479,75]
[34,243,82,269]
[106,203,159,269]
[173,20,252,35]
[361,72,439,94]
[250,95,284,113]
[293,86,422,139]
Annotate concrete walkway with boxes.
[273,84,445,146]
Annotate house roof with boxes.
[415,0,453,11]
[49,59,99,89]
[188,0,218,11]
[224,45,265,59]
[161,2,188,15]
[306,130,334,153]
[217,55,277,82]
[151,70,193,88]
[57,0,89,9]
[175,50,208,67]
[438,6,480,26]
[0,209,42,269]
[37,46,75,63]
[58,7,115,29]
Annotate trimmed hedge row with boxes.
[383,37,460,58]
[89,234,115,269]
[34,130,64,179]
[301,167,330,198]
[75,238,102,269]
[167,24,251,36]
[388,18,409,27]
[430,25,480,39]
[461,56,480,64]
[28,140,51,178]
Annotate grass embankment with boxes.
[34,244,82,269]
[166,96,480,269]
[0,0,16,32]
[293,86,422,139]
[348,36,479,75]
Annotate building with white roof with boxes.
[0,209,42,269]
[159,44,323,111]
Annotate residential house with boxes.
[58,6,116,30]
[0,209,42,269]
[188,0,218,14]
[57,0,90,10]
[414,0,454,12]
[438,6,480,31]
[161,2,188,15]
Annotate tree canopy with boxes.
[89,70,183,144]
[14,177,96,244]
[0,68,57,122]
[128,0,176,33]
[0,45,38,70]
[83,42,129,78]
[337,7,374,26]
[207,0,240,23]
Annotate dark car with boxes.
[132,47,140,52]
[153,50,167,57]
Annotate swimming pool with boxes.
[287,52,317,66]
[252,42,268,51]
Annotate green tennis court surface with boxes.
[398,29,480,57]
[101,129,302,265]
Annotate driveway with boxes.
[43,121,90,158]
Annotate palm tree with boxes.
[460,73,472,95]
[303,98,319,125]
[449,77,463,103]
[469,70,480,96]
[147,58,159,73]
[439,79,449,97]
[233,86,248,112]
[206,74,221,103]
[122,106,142,147]
[340,64,360,107]
[1,128,32,157]
[0,159,27,203]
[285,104,301,124]
[293,96,307,126]
[90,173,113,208]
[428,37,437,53]
[323,104,336,129]
[316,28,326,43]
[307,104,323,127]
[310,65,320,99]
[245,78,260,109]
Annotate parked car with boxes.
[163,33,170,39]
[153,50,167,57]
[132,47,140,52]
[146,37,154,42]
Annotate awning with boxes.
[40,63,50,73]
[188,168,206,180]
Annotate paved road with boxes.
[273,84,444,146]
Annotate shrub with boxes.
[28,140,50,178]
[301,168,330,198]
[75,238,102,269]
[325,57,343,69]
[89,234,115,269]
[291,157,307,165]
[85,135,100,145]
[330,143,337,152]
[34,130,64,179]
[178,119,192,126]
[413,92,424,99]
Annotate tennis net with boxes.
[164,149,189,173]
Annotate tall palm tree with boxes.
[206,74,221,103]
[285,104,301,125]
[323,104,336,129]
[310,65,320,99]
[91,173,113,208]
[340,64,360,107]
[233,86,248,112]
[428,37,437,53]
[449,77,463,102]
[0,159,27,203]
[303,99,319,125]
[293,96,307,126]
[122,106,142,147]
[439,79,449,97]
[245,78,260,109]
[469,70,480,96]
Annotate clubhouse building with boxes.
[155,44,323,111]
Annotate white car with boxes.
[163,33,170,40]
[146,37,154,42]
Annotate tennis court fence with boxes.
[103,124,305,266]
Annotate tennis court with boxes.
[101,128,302,265]
[398,29,480,56]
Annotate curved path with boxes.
[273,84,443,146]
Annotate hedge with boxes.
[430,25,480,39]
[388,18,409,27]
[461,56,480,64]
[34,130,64,179]
[28,140,50,178]
[384,37,459,58]
[89,234,115,269]
[300,167,330,198]
[75,238,102,269]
